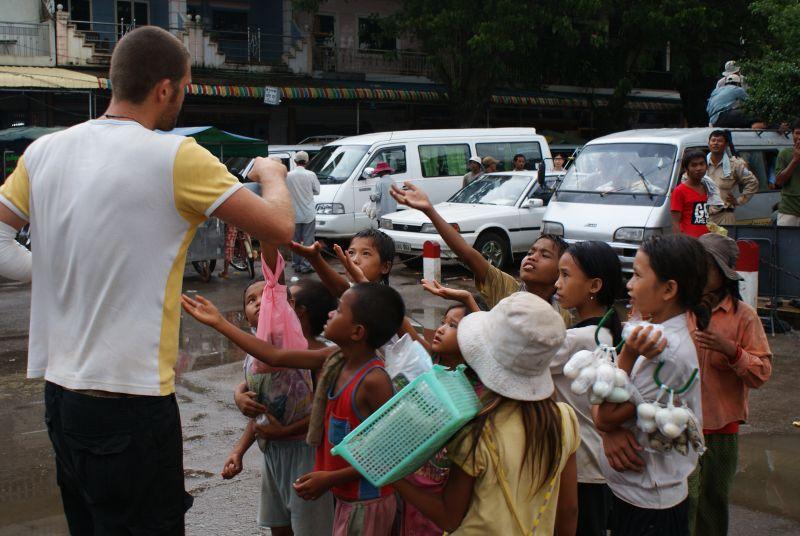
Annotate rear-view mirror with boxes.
[361,167,374,180]
[521,198,544,209]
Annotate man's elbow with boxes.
[274,219,295,244]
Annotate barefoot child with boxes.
[687,233,772,536]
[393,292,580,535]
[293,283,405,536]
[551,240,623,535]
[194,253,334,536]
[594,235,708,536]
[389,182,571,324]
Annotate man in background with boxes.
[286,150,320,273]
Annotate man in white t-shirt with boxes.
[0,27,294,534]
[286,150,320,273]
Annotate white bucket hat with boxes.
[468,155,482,166]
[457,292,566,401]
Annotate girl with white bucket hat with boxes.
[393,292,581,535]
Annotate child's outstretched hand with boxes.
[221,451,243,480]
[289,240,323,259]
[181,294,224,328]
[293,471,332,501]
[333,244,369,284]
[422,279,480,312]
[390,182,433,212]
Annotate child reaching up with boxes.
[550,240,624,535]
[293,283,405,536]
[687,233,772,536]
[393,292,580,535]
[593,235,708,536]
[390,182,571,325]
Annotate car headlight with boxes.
[614,227,663,243]
[542,221,564,237]
[420,223,460,233]
[379,218,393,230]
[316,203,345,215]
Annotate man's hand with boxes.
[293,471,333,500]
[181,294,224,328]
[694,329,738,360]
[622,325,667,360]
[249,156,287,185]
[333,243,369,284]
[726,193,737,206]
[254,414,288,440]
[793,140,800,161]
[601,429,644,473]
[390,182,433,212]
[289,240,323,260]
[234,388,267,418]
[221,451,244,479]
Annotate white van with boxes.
[308,128,552,238]
[268,144,323,171]
[541,128,792,270]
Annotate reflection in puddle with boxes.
[732,433,799,521]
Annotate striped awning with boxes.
[0,67,101,90]
[95,78,680,110]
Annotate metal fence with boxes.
[312,46,433,77]
[0,21,51,58]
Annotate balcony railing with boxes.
[205,28,290,65]
[312,46,433,78]
[68,19,136,53]
[0,21,51,58]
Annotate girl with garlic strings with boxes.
[549,240,624,536]
[593,234,708,536]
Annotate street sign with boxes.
[263,86,281,106]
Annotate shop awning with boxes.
[96,78,680,110]
[158,126,267,158]
[0,67,100,90]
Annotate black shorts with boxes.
[611,494,689,536]
[44,382,193,535]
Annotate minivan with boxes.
[307,128,552,238]
[541,128,792,270]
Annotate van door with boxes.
[734,147,782,224]
[412,143,472,203]
[354,145,408,228]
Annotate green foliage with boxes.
[743,0,800,122]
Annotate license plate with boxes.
[396,242,412,252]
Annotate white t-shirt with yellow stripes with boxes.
[0,119,242,396]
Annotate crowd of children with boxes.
[179,179,772,536]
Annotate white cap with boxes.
[468,156,482,165]
[294,151,309,163]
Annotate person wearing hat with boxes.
[462,156,484,188]
[706,73,750,127]
[286,150,321,273]
[393,292,580,535]
[369,161,397,219]
[715,60,743,89]
[687,233,772,536]
[482,156,499,174]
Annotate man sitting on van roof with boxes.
[703,130,758,226]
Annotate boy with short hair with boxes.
[294,283,404,535]
[672,150,711,238]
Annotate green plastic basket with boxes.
[330,364,481,487]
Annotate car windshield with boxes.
[449,174,533,206]
[306,145,369,184]
[559,143,676,196]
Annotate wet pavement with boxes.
[0,259,799,535]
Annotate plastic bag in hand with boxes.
[383,334,433,388]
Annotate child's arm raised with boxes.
[391,182,491,285]
[421,279,481,313]
[393,465,476,532]
[181,294,336,370]
[289,240,350,297]
[221,420,256,480]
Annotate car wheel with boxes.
[473,231,508,269]
[399,254,423,270]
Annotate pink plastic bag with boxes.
[251,252,308,373]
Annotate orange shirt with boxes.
[688,296,772,431]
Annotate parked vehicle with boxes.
[542,128,792,270]
[308,128,552,238]
[380,170,556,268]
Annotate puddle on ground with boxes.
[174,308,248,385]
[731,433,799,521]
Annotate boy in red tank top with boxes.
[293,283,405,535]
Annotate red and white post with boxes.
[423,240,441,283]
[736,240,759,310]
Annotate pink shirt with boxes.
[688,296,772,431]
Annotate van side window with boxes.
[418,144,470,177]
[367,146,407,174]
[476,142,542,171]
[738,149,778,191]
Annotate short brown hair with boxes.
[110,26,190,104]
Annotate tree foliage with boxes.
[742,0,800,123]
